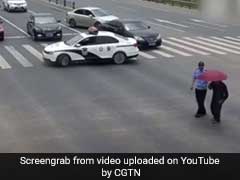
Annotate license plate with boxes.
[46,33,53,37]
[149,42,156,46]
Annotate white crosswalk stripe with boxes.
[151,50,175,58]
[184,37,240,54]
[163,39,210,55]
[160,45,192,56]
[138,51,156,59]
[224,36,240,42]
[0,55,11,69]
[210,37,240,45]
[197,37,240,50]
[5,46,33,67]
[40,43,48,47]
[22,45,43,62]
[168,37,226,55]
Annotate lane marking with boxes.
[197,37,240,50]
[5,46,33,67]
[184,37,240,54]
[5,36,27,39]
[211,37,240,45]
[154,18,189,28]
[190,19,228,28]
[40,43,48,47]
[22,45,43,62]
[0,55,11,69]
[146,21,185,33]
[152,50,175,58]
[163,39,210,55]
[160,45,192,56]
[138,51,156,59]
[62,33,78,36]
[224,36,240,42]
[186,22,225,31]
[168,37,226,55]
[0,15,29,37]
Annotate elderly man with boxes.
[191,61,208,118]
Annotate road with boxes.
[0,0,239,152]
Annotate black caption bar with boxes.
[0,154,239,179]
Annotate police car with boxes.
[42,30,139,66]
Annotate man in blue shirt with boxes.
[191,61,208,118]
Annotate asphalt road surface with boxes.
[0,0,240,152]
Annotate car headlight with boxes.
[157,34,161,39]
[134,36,144,41]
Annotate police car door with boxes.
[95,36,118,59]
[76,36,99,61]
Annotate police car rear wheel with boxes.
[57,54,71,67]
[113,52,126,65]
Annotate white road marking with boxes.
[138,51,156,59]
[22,45,43,62]
[62,33,78,36]
[184,37,240,54]
[168,37,226,55]
[154,19,189,28]
[186,22,225,31]
[146,21,185,33]
[210,37,240,45]
[40,43,48,47]
[190,19,227,28]
[5,36,27,39]
[160,45,192,56]
[5,46,33,67]
[60,23,81,34]
[163,39,210,55]
[0,15,29,37]
[0,55,11,69]
[224,36,240,42]
[197,37,240,50]
[152,50,175,58]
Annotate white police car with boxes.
[42,31,139,66]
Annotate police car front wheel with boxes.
[57,54,71,67]
[113,52,126,65]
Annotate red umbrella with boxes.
[198,70,227,81]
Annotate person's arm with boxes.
[190,78,195,90]
[222,83,229,100]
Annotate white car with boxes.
[42,31,139,67]
[3,0,27,12]
[66,7,119,28]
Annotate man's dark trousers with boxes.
[211,99,222,121]
[195,89,207,115]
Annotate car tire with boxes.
[57,54,71,67]
[69,19,76,28]
[113,52,126,65]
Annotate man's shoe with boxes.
[195,114,201,118]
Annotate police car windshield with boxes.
[124,22,148,31]
[35,17,57,24]
[92,9,109,17]
[64,35,84,46]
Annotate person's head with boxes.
[198,61,205,71]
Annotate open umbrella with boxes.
[198,70,227,81]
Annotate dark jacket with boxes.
[208,81,229,102]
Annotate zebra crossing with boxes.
[1,35,240,70]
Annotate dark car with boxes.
[27,13,62,41]
[98,19,162,48]
[0,18,4,41]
